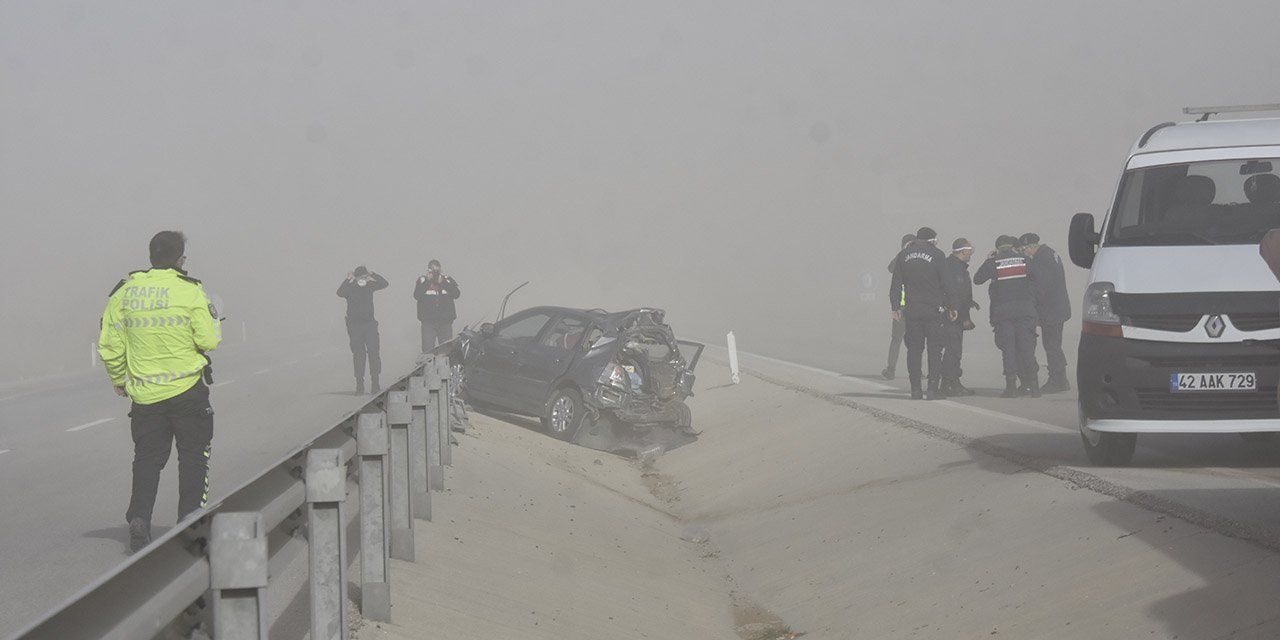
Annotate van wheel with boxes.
[544,388,584,441]
[1079,408,1136,466]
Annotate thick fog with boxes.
[3,1,1279,383]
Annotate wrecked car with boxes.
[447,306,703,453]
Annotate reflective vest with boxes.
[98,268,222,405]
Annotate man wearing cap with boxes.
[974,236,1040,397]
[1020,232,1072,393]
[889,227,953,400]
[939,238,979,396]
[882,233,915,380]
[338,266,389,395]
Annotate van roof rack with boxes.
[1184,104,1280,122]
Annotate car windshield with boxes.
[1106,158,1280,246]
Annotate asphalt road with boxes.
[0,337,420,638]
[6,316,1280,637]
[726,321,1280,549]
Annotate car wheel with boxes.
[1079,406,1136,466]
[544,388,584,441]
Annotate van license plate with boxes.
[1171,372,1256,392]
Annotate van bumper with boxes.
[1077,333,1280,428]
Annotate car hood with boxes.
[1093,245,1278,293]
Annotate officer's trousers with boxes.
[904,312,946,382]
[126,381,213,524]
[1041,321,1067,377]
[347,318,382,379]
[886,316,906,373]
[993,317,1039,379]
[420,320,454,353]
[939,322,964,380]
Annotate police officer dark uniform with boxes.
[889,227,953,400]
[338,266,389,395]
[413,259,461,353]
[1020,232,1073,393]
[883,233,916,380]
[939,238,978,397]
[98,231,222,552]
[974,235,1040,398]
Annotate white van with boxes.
[1069,105,1280,465]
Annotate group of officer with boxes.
[887,226,1072,401]
[97,231,463,553]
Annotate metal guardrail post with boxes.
[385,391,415,561]
[210,512,268,640]
[414,373,444,493]
[356,412,392,623]
[306,448,349,640]
[434,358,453,467]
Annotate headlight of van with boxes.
[1082,282,1122,336]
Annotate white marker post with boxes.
[242,320,248,344]
[726,331,740,385]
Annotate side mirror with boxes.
[1260,229,1280,282]
[480,322,495,337]
[1068,212,1100,269]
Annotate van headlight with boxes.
[1082,281,1122,336]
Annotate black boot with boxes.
[910,378,924,400]
[355,377,365,395]
[882,367,896,381]
[1019,375,1041,398]
[949,378,976,397]
[371,374,381,395]
[128,517,151,553]
[925,378,944,401]
[1041,373,1071,394]
[1000,376,1020,398]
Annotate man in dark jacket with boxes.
[1020,233,1072,393]
[413,259,461,353]
[939,238,978,397]
[974,236,1040,398]
[882,233,915,380]
[338,265,389,394]
[890,227,953,400]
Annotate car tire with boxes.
[544,387,585,441]
[1079,407,1136,466]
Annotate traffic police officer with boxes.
[974,235,1040,398]
[889,227,953,400]
[939,238,978,397]
[1020,232,1073,393]
[98,231,222,552]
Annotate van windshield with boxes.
[1106,158,1280,246]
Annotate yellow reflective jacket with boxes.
[98,268,222,405]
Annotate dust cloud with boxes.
[3,1,1278,383]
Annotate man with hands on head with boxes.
[414,259,461,353]
[338,265,388,395]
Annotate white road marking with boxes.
[210,380,236,388]
[0,449,10,456]
[740,350,1068,433]
[67,418,114,432]
[252,369,271,376]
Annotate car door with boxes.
[514,313,589,409]
[468,309,555,411]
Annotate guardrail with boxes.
[8,354,461,640]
